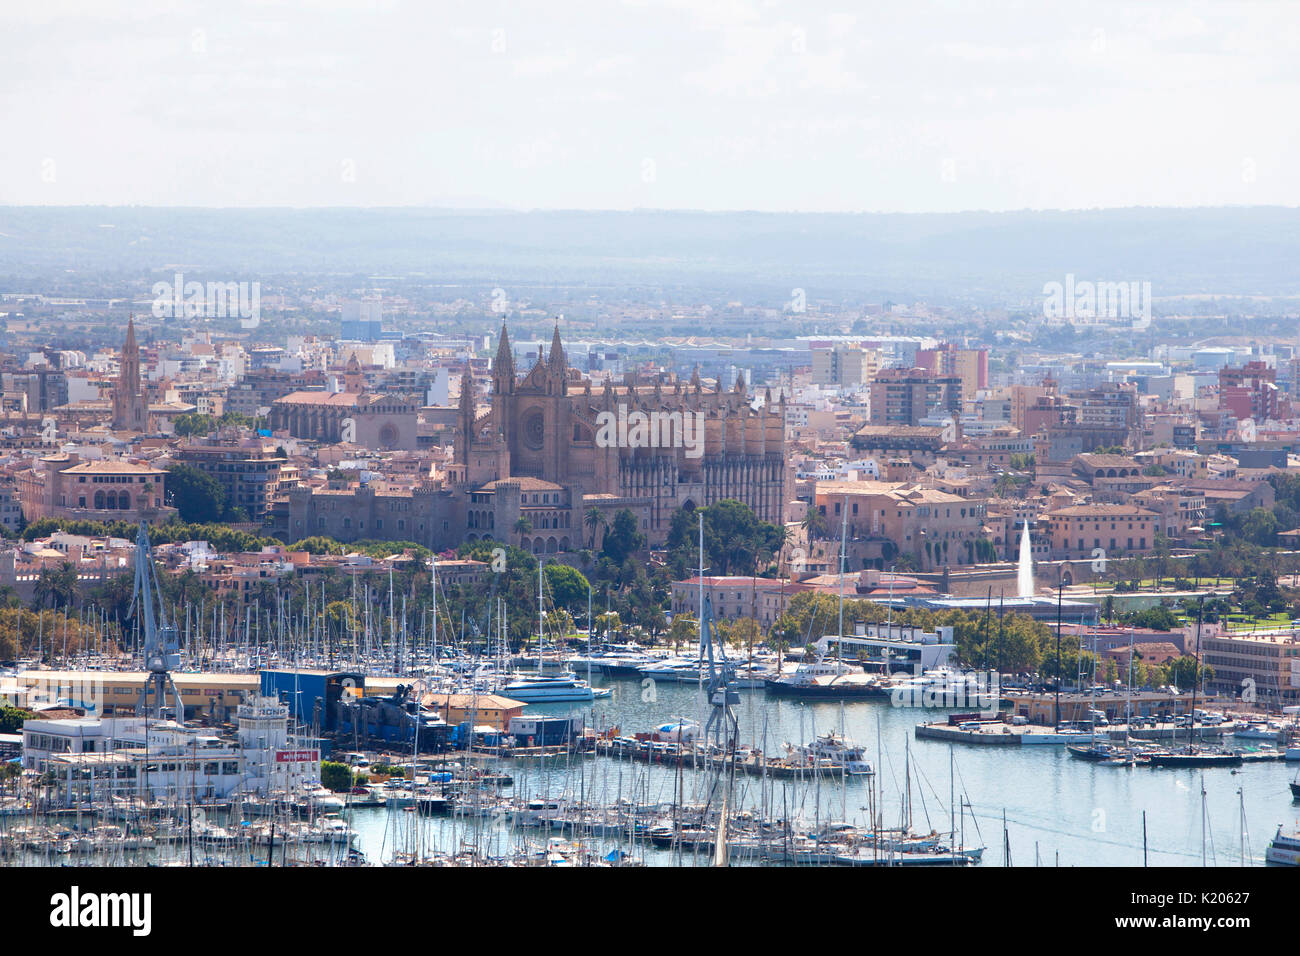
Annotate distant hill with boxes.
[1,206,1298,305]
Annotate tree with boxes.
[172,413,216,438]
[801,507,829,544]
[514,516,533,548]
[594,611,622,639]
[0,704,33,734]
[1165,655,1213,691]
[584,507,607,550]
[320,761,361,792]
[667,612,696,653]
[665,499,783,577]
[33,562,78,611]
[166,464,227,523]
[544,564,590,615]
[600,509,645,565]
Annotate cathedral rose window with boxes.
[523,410,545,450]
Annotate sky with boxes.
[1,0,1297,212]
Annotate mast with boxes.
[836,493,848,664]
[1189,597,1204,750]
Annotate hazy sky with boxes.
[2,0,1297,212]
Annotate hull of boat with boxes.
[764,679,886,699]
[1146,752,1242,768]
[1266,845,1300,865]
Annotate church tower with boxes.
[112,317,149,432]
[343,353,365,393]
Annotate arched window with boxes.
[94,491,104,509]
[119,491,130,511]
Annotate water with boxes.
[1017,519,1034,599]
[342,674,1297,867]
[11,673,1293,866]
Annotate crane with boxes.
[131,522,184,721]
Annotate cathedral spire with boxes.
[459,368,475,412]
[548,321,566,374]
[493,323,515,394]
[734,370,746,394]
[690,365,702,393]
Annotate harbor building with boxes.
[11,671,259,720]
[29,701,321,807]
[1200,624,1300,707]
[819,621,957,672]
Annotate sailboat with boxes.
[1067,626,1135,765]
[765,496,883,699]
[1290,767,1299,800]
[1147,599,1242,768]
[500,562,611,703]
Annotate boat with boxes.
[1291,768,1299,800]
[764,658,885,698]
[637,658,702,683]
[789,731,874,775]
[1146,600,1241,768]
[503,561,611,703]
[1145,747,1243,768]
[500,673,610,703]
[1068,741,1133,762]
[1265,825,1300,866]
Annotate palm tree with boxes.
[514,516,533,549]
[801,507,828,544]
[584,507,606,550]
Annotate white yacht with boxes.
[790,732,874,775]
[1265,825,1300,866]
[500,673,612,703]
[638,658,702,683]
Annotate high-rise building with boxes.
[811,344,880,387]
[868,367,962,426]
[914,342,988,402]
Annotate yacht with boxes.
[765,657,884,698]
[500,673,612,703]
[1233,719,1284,742]
[638,658,702,683]
[1145,745,1242,768]
[1265,825,1300,866]
[790,732,874,775]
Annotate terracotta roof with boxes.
[478,477,564,492]
[1046,504,1158,517]
[273,391,361,406]
[59,461,164,475]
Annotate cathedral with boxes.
[454,324,787,551]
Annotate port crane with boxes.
[130,522,184,721]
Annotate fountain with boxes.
[1016,519,1034,598]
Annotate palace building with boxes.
[268,354,420,450]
